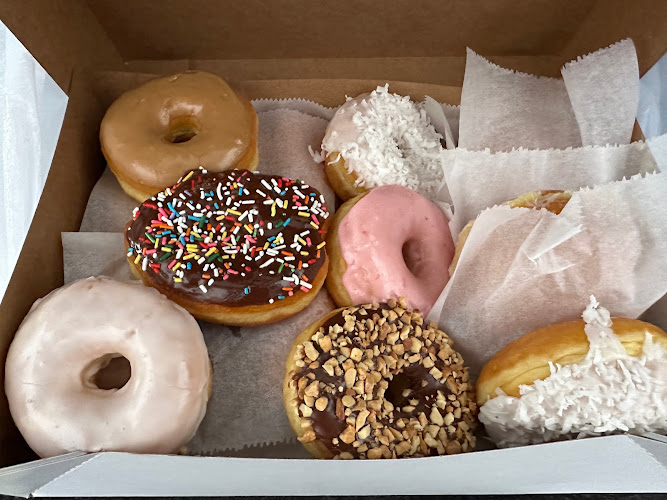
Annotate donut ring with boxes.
[449,190,572,276]
[4,277,211,458]
[326,185,454,317]
[100,71,258,202]
[126,169,330,326]
[283,300,477,459]
[321,85,444,201]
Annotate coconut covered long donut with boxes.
[477,297,667,448]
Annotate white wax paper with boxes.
[444,134,666,236]
[428,172,667,374]
[457,40,639,151]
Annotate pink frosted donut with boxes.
[327,185,454,316]
[5,276,211,458]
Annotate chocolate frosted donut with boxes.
[284,299,478,459]
[126,169,330,325]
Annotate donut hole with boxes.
[385,372,413,409]
[166,116,200,144]
[83,353,131,391]
[401,238,423,276]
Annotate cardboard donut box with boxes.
[0,0,666,496]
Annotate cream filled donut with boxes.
[321,85,444,201]
[327,185,454,317]
[5,277,211,458]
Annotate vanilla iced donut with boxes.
[5,277,211,458]
[321,85,444,201]
[326,185,454,316]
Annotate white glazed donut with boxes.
[5,276,211,458]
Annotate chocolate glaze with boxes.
[126,169,328,306]
[293,304,475,457]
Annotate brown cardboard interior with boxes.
[0,0,665,468]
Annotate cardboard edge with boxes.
[0,452,94,498]
[24,436,667,496]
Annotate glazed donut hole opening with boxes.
[165,115,200,144]
[82,353,132,391]
[401,238,423,276]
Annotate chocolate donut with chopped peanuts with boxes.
[283,299,477,459]
[126,168,330,326]
[321,85,444,201]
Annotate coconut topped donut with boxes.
[284,299,477,459]
[321,85,445,201]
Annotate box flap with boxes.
[0,0,121,91]
[0,452,90,498]
[0,436,665,497]
[85,0,594,61]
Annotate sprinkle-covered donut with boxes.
[100,71,258,202]
[4,277,211,458]
[126,169,330,325]
[326,184,454,317]
[283,299,478,459]
[321,85,444,201]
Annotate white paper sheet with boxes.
[458,40,639,151]
[443,134,666,236]
[429,172,667,373]
[0,20,68,303]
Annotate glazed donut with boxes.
[321,85,444,201]
[326,184,454,317]
[126,168,330,326]
[449,190,572,276]
[283,299,477,459]
[477,297,667,448]
[100,71,258,202]
[4,277,211,458]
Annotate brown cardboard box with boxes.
[0,0,665,494]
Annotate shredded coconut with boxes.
[479,296,667,448]
[321,84,444,198]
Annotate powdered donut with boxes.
[326,185,454,317]
[100,71,258,202]
[4,277,211,458]
[284,299,478,459]
[477,296,667,448]
[321,85,445,201]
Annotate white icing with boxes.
[321,85,444,198]
[479,296,667,448]
[5,277,211,458]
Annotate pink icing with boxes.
[338,185,454,316]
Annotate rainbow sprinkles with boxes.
[126,168,329,306]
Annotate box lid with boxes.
[1,435,667,497]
